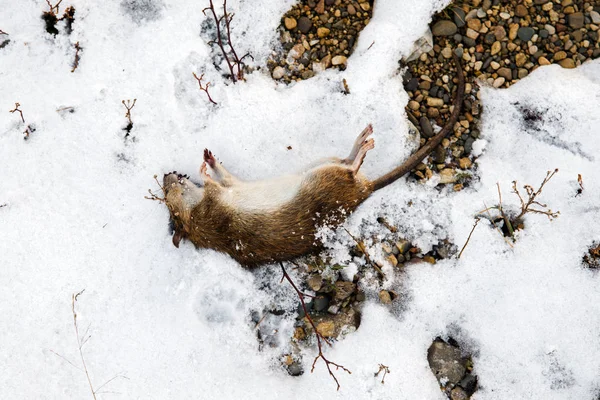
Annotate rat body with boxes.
[163,56,464,267]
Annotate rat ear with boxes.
[172,230,183,248]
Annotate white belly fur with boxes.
[220,174,304,212]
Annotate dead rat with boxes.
[162,55,464,267]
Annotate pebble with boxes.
[491,41,501,55]
[284,17,297,30]
[427,97,444,107]
[498,67,512,80]
[518,27,535,41]
[553,51,567,61]
[316,321,335,337]
[515,53,528,67]
[331,55,347,65]
[432,20,458,36]
[420,116,434,138]
[545,24,556,35]
[467,19,481,31]
[538,56,551,65]
[408,100,420,111]
[378,290,392,304]
[459,157,472,169]
[559,58,575,68]
[568,12,584,29]
[314,295,330,312]
[492,77,505,88]
[441,47,453,59]
[591,11,600,24]
[317,27,330,37]
[466,28,479,39]
[515,4,528,17]
[297,16,312,34]
[272,66,285,79]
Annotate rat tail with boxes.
[371,52,465,192]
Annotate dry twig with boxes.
[192,72,217,105]
[280,262,351,390]
[46,0,63,14]
[0,30,8,35]
[71,41,81,72]
[576,174,584,196]
[9,102,24,123]
[343,227,385,278]
[71,290,97,399]
[121,99,136,137]
[374,364,390,384]
[145,175,166,203]
[203,0,251,83]
[9,102,34,139]
[512,169,559,221]
[457,217,480,259]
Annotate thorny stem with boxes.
[192,72,218,105]
[280,262,351,390]
[72,290,97,400]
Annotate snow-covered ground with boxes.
[2,0,600,398]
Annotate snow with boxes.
[1,0,600,399]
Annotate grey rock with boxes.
[334,281,356,301]
[432,20,457,36]
[482,0,492,11]
[420,116,434,138]
[459,373,478,395]
[405,78,419,92]
[427,340,467,385]
[452,8,466,28]
[297,16,312,34]
[518,27,535,42]
[396,239,411,254]
[287,361,304,376]
[313,295,330,312]
[433,146,446,164]
[591,11,600,24]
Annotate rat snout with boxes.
[163,171,191,192]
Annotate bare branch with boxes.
[9,102,25,123]
[71,41,81,73]
[192,72,218,105]
[374,364,390,384]
[280,262,351,390]
[457,217,480,259]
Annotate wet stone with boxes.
[518,27,535,42]
[432,20,458,36]
[297,16,312,33]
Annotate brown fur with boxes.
[163,55,464,267]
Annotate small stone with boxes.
[559,58,575,68]
[294,327,306,341]
[490,61,500,70]
[334,281,356,302]
[467,18,481,31]
[315,0,325,13]
[423,255,436,264]
[538,56,551,65]
[528,45,538,55]
[459,157,472,169]
[290,43,305,59]
[427,340,467,385]
[476,8,486,18]
[466,28,479,40]
[590,11,600,24]
[569,12,584,29]
[331,55,347,65]
[396,240,411,254]
[284,17,297,30]
[542,2,553,11]
[272,66,285,79]
[499,12,510,20]
[492,77,505,87]
[432,20,458,36]
[316,321,336,337]
[420,117,434,138]
[453,8,466,28]
[317,27,330,38]
[545,24,555,35]
[491,41,501,55]
[441,47,453,59]
[347,4,356,14]
[308,274,323,291]
[387,254,398,267]
[518,68,528,78]
[474,60,483,71]
[515,53,528,67]
[494,26,506,41]
[379,290,392,304]
[314,295,330,312]
[408,100,420,111]
[297,17,312,34]
[518,27,535,42]
[515,4,528,17]
[450,387,469,400]
[359,2,370,11]
[427,97,444,107]
[509,24,519,40]
[553,51,567,61]
[498,67,512,81]
[439,168,457,184]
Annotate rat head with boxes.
[163,171,204,248]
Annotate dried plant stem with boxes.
[46,0,63,14]
[343,227,385,278]
[122,99,136,125]
[0,30,8,35]
[512,169,560,221]
[192,72,217,105]
[145,175,166,202]
[280,262,351,390]
[374,364,390,384]
[71,41,81,72]
[458,217,480,259]
[9,102,25,123]
[72,290,97,400]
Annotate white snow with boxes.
[1,0,600,399]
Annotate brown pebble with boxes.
[284,17,297,30]
[559,58,575,68]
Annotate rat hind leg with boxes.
[343,124,373,164]
[203,149,238,187]
[351,138,374,173]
